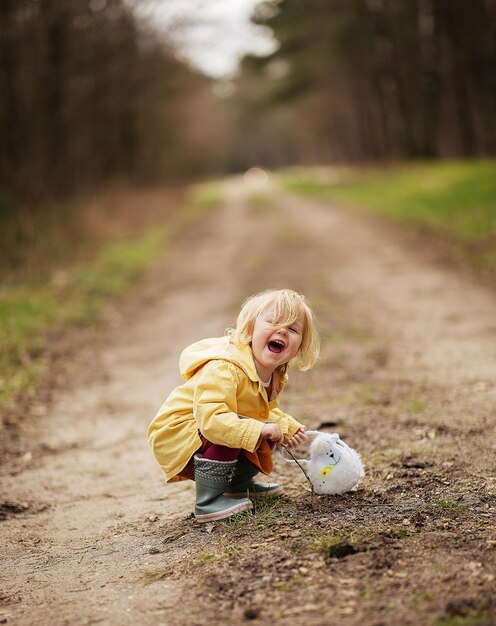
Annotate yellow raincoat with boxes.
[147,335,303,482]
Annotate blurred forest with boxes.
[0,0,231,205]
[1,0,495,412]
[0,0,495,203]
[232,0,496,168]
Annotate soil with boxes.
[1,178,495,626]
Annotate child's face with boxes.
[250,307,304,379]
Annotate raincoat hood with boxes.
[179,335,260,383]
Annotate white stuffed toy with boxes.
[281,430,364,495]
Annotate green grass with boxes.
[310,531,343,554]
[407,398,426,413]
[0,232,166,402]
[191,545,242,566]
[433,498,468,512]
[0,183,222,405]
[279,159,496,271]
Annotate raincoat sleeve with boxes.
[269,407,303,442]
[193,360,264,452]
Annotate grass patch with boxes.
[191,544,243,567]
[433,498,468,512]
[0,228,167,401]
[383,524,417,539]
[220,497,293,534]
[0,183,222,406]
[0,230,168,402]
[310,531,343,554]
[192,551,218,566]
[407,398,427,413]
[309,526,383,561]
[279,159,496,272]
[190,180,224,210]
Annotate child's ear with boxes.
[245,320,255,341]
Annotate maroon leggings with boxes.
[203,444,240,461]
[203,441,275,462]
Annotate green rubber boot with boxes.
[225,455,284,499]
[194,455,253,522]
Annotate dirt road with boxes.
[1,178,495,626]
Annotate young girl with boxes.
[147,288,320,522]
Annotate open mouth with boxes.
[268,339,285,353]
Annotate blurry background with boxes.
[0,0,495,404]
[1,0,495,201]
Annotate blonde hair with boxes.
[231,288,320,371]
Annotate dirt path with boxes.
[1,179,495,626]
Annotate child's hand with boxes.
[286,426,307,449]
[261,423,284,446]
